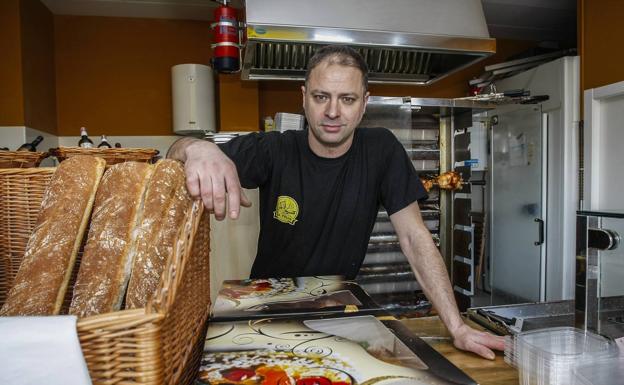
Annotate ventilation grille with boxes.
[244,42,484,84]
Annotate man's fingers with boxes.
[200,172,214,213]
[469,341,496,360]
[224,171,242,220]
[240,189,252,208]
[211,175,227,221]
[180,139,245,220]
[185,169,201,198]
[458,338,495,360]
[452,325,502,361]
[483,333,505,351]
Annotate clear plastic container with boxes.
[504,327,618,385]
[574,357,624,385]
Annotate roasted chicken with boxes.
[420,177,435,192]
[419,171,464,192]
[437,171,463,190]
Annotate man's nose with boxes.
[325,98,340,119]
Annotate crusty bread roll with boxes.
[0,156,106,316]
[69,161,153,317]
[125,159,191,309]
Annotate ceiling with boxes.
[40,0,577,46]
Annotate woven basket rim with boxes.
[50,146,158,153]
[0,151,49,168]
[0,150,48,157]
[0,167,56,173]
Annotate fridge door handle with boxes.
[588,228,620,250]
[534,218,544,246]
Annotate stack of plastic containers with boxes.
[574,356,624,385]
[504,327,618,385]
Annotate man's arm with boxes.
[167,137,250,220]
[389,201,504,359]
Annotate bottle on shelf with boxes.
[78,127,94,148]
[263,116,275,132]
[98,135,112,148]
[16,136,44,152]
[114,142,122,148]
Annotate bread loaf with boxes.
[69,161,153,317]
[125,159,191,309]
[0,156,106,316]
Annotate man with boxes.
[168,45,504,359]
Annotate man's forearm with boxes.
[166,136,203,161]
[391,203,464,334]
[403,235,464,335]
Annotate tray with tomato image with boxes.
[210,276,384,321]
[198,316,477,385]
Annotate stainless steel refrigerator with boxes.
[488,56,579,304]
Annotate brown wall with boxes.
[218,74,259,132]
[54,15,214,136]
[581,0,624,91]
[0,0,24,127]
[21,0,56,134]
[258,39,537,119]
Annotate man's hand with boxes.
[450,323,505,360]
[168,137,251,220]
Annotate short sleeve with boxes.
[379,132,428,216]
[218,132,276,188]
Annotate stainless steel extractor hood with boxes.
[242,0,496,85]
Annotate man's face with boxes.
[302,61,369,157]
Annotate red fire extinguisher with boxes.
[211,0,240,73]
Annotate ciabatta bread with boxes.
[0,156,106,316]
[69,161,153,317]
[125,159,191,309]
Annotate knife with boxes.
[304,315,478,385]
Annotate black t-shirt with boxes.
[219,127,427,279]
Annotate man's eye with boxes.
[342,97,355,104]
[314,95,328,102]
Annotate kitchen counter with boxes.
[401,316,519,385]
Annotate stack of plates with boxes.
[203,133,239,144]
[275,113,305,132]
[504,327,618,385]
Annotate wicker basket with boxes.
[50,147,159,165]
[0,168,55,304]
[0,151,48,168]
[0,167,211,385]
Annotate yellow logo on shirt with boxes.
[274,195,299,225]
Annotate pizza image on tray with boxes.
[211,276,381,321]
[199,350,355,385]
[199,317,464,385]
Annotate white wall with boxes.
[209,189,260,303]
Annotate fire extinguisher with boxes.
[211,0,240,73]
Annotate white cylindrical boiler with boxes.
[171,63,216,134]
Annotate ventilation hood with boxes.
[241,0,496,85]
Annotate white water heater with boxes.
[171,63,216,134]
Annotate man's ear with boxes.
[301,85,307,108]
